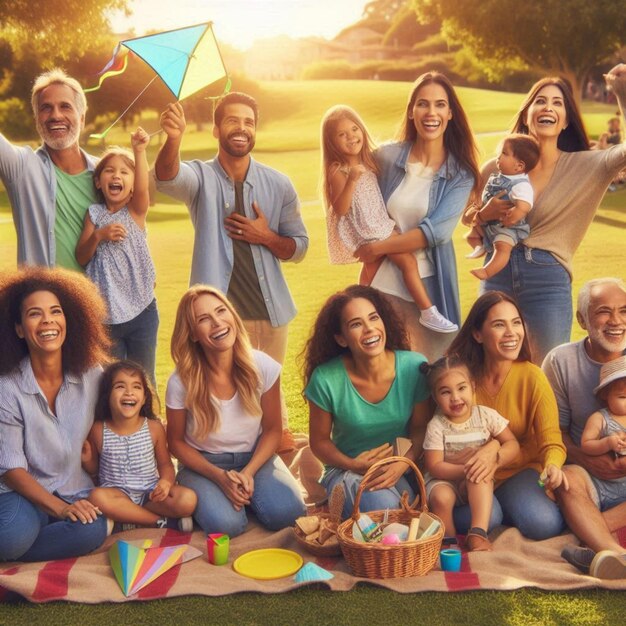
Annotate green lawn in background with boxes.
[1,79,625,622]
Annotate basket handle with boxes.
[350,455,428,521]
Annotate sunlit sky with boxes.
[109,0,369,50]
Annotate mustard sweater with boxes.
[475,361,566,482]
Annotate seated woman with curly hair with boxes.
[0,266,111,562]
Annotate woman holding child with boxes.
[0,267,110,561]
[165,285,305,537]
[304,285,431,519]
[356,72,480,360]
[448,291,567,540]
[473,64,626,364]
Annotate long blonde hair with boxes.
[170,285,262,439]
[319,105,379,209]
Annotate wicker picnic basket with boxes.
[337,456,444,579]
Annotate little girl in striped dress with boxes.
[82,361,197,531]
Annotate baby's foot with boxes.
[470,267,489,280]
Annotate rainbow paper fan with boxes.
[109,539,202,596]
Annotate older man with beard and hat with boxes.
[542,277,626,578]
[155,92,309,462]
[0,69,97,271]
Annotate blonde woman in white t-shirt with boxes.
[165,285,305,537]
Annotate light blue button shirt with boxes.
[155,156,308,327]
[0,359,102,501]
[0,133,97,267]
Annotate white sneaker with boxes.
[178,516,194,532]
[465,245,486,259]
[590,550,626,579]
[419,307,458,334]
[106,518,115,537]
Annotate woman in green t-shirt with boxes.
[303,285,431,519]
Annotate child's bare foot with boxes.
[470,267,489,280]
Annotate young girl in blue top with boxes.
[82,360,196,530]
[76,128,158,385]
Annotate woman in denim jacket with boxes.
[356,72,479,360]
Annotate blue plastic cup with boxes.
[440,548,462,572]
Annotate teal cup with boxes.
[440,548,462,572]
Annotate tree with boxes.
[1,0,128,63]
[413,0,626,100]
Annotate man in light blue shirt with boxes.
[0,68,97,270]
[155,93,308,458]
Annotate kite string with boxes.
[90,74,160,140]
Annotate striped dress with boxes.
[98,418,159,503]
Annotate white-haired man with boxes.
[542,277,626,578]
[0,69,97,270]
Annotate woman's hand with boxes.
[464,441,500,484]
[149,479,172,503]
[365,459,409,491]
[217,470,251,511]
[226,469,255,498]
[540,464,569,491]
[354,241,382,264]
[605,64,626,99]
[477,192,513,223]
[352,443,393,474]
[60,499,101,524]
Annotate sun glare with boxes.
[110,0,368,50]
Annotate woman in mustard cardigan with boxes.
[448,291,568,540]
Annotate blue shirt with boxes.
[155,156,308,327]
[0,359,102,501]
[374,142,474,326]
[0,134,97,267]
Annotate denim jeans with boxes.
[177,451,306,537]
[453,497,504,534]
[0,491,108,562]
[108,298,159,387]
[480,246,572,364]
[494,468,565,540]
[322,467,416,521]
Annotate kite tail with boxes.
[84,44,129,93]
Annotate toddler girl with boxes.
[320,105,457,333]
[76,128,158,385]
[422,354,519,550]
[82,360,197,530]
[582,356,626,460]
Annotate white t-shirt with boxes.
[165,350,281,453]
[423,405,508,464]
[371,161,435,301]
[506,173,534,207]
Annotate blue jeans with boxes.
[108,298,159,387]
[453,497,504,534]
[480,246,572,364]
[177,451,306,537]
[494,468,565,540]
[322,467,416,521]
[0,492,107,562]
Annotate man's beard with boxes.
[219,132,255,158]
[36,119,81,151]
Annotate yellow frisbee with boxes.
[232,548,303,580]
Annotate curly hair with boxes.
[302,285,409,388]
[397,71,480,197]
[94,360,159,422]
[170,285,262,440]
[447,291,532,378]
[0,266,110,376]
[510,76,589,152]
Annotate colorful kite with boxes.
[87,22,229,139]
[109,539,202,596]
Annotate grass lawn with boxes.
[1,79,626,622]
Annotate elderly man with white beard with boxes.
[542,277,626,578]
[0,69,97,271]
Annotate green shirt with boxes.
[54,166,97,271]
[305,350,429,474]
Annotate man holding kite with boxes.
[0,69,97,270]
[155,92,309,459]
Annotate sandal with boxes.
[466,527,492,552]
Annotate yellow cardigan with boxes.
[475,360,566,482]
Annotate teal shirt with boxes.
[305,350,429,472]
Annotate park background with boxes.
[1,0,626,623]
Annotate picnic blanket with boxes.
[3,523,626,603]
